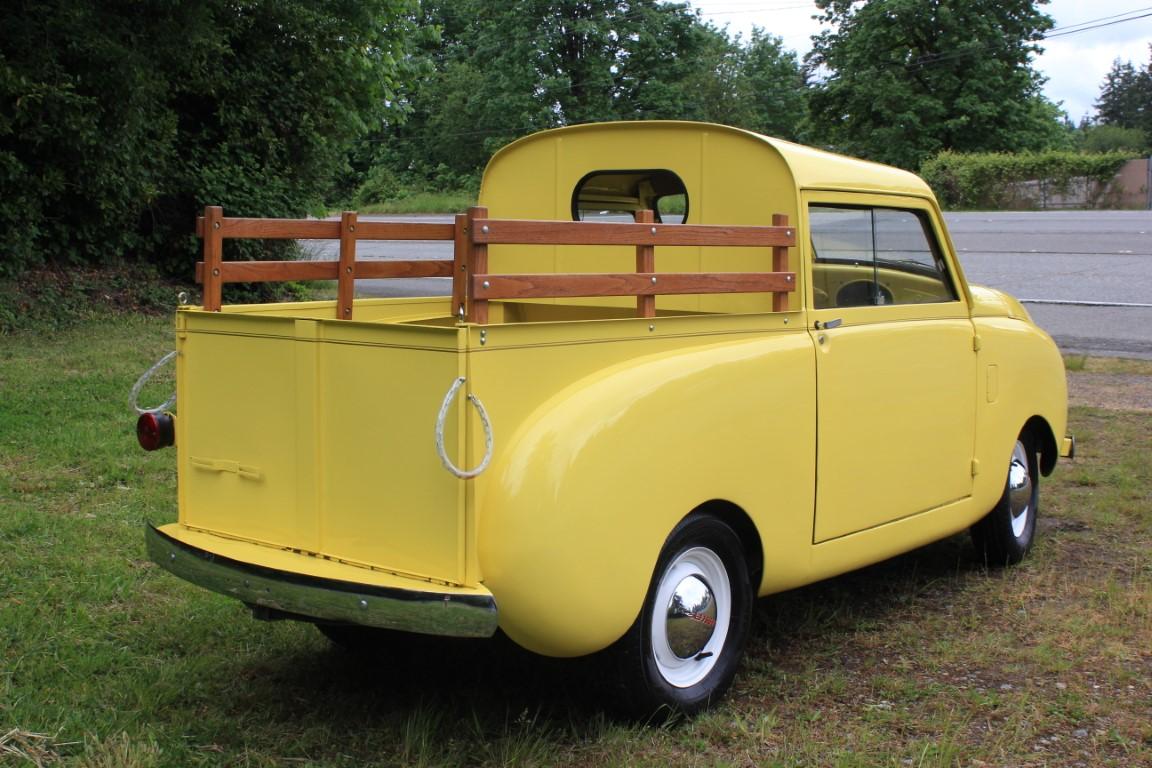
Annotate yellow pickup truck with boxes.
[138,121,1072,717]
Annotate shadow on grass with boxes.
[175,532,993,744]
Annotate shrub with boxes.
[920,151,1137,210]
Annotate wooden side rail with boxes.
[196,206,457,317]
[462,206,796,322]
[195,205,796,321]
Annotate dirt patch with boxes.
[1068,371,1152,412]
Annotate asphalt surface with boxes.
[945,211,1152,359]
[303,209,1152,359]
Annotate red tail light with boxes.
[137,412,175,451]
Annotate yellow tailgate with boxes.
[176,311,471,586]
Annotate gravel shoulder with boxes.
[1066,357,1152,412]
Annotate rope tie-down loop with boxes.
[434,377,494,479]
[130,351,177,414]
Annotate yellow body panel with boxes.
[470,319,814,655]
[176,302,471,585]
[159,121,1069,659]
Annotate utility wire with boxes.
[1045,11,1152,38]
[1045,5,1152,34]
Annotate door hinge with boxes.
[972,335,982,352]
[971,459,980,477]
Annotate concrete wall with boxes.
[1008,158,1150,210]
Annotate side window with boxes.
[809,205,957,308]
[572,170,688,224]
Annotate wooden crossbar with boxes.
[469,218,796,247]
[471,272,797,300]
[194,205,796,321]
[194,216,455,241]
[193,259,455,283]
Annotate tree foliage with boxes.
[356,0,809,198]
[1,0,418,276]
[805,0,1063,170]
[1093,51,1152,145]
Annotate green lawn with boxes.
[1,315,1148,767]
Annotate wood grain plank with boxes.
[354,221,455,241]
[202,206,224,311]
[773,213,791,313]
[356,261,454,279]
[197,261,338,283]
[451,213,469,319]
[338,211,357,319]
[471,272,797,300]
[195,260,455,283]
[471,219,796,247]
[467,207,489,324]
[635,210,656,318]
[219,218,340,239]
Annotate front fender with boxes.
[477,332,815,657]
[973,301,1069,513]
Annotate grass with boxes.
[1064,354,1152,376]
[1,315,1149,766]
[357,191,477,215]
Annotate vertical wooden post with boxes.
[635,209,656,318]
[202,205,224,312]
[451,213,469,322]
[772,213,791,313]
[466,206,489,325]
[338,210,357,319]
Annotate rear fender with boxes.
[477,333,814,657]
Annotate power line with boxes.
[888,9,1152,72]
[1045,11,1152,39]
[1045,5,1152,35]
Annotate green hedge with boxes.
[920,151,1137,210]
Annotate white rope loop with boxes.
[435,376,494,479]
[130,351,177,414]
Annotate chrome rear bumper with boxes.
[146,524,498,638]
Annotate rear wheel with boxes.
[609,514,753,719]
[972,434,1039,566]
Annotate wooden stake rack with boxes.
[195,205,796,322]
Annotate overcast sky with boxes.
[681,0,1152,123]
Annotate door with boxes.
[806,195,976,542]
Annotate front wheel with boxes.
[608,514,753,719]
[972,434,1039,566]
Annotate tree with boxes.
[1093,52,1152,138]
[361,1,809,195]
[737,29,809,140]
[1079,124,1148,153]
[805,0,1063,169]
[0,0,419,276]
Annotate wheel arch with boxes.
[692,499,764,592]
[1023,414,1058,477]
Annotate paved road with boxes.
[304,210,1152,359]
[945,211,1152,359]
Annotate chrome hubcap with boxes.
[1007,440,1033,539]
[651,547,731,688]
[665,575,717,658]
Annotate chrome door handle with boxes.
[814,318,843,330]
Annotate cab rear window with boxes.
[572,170,687,224]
